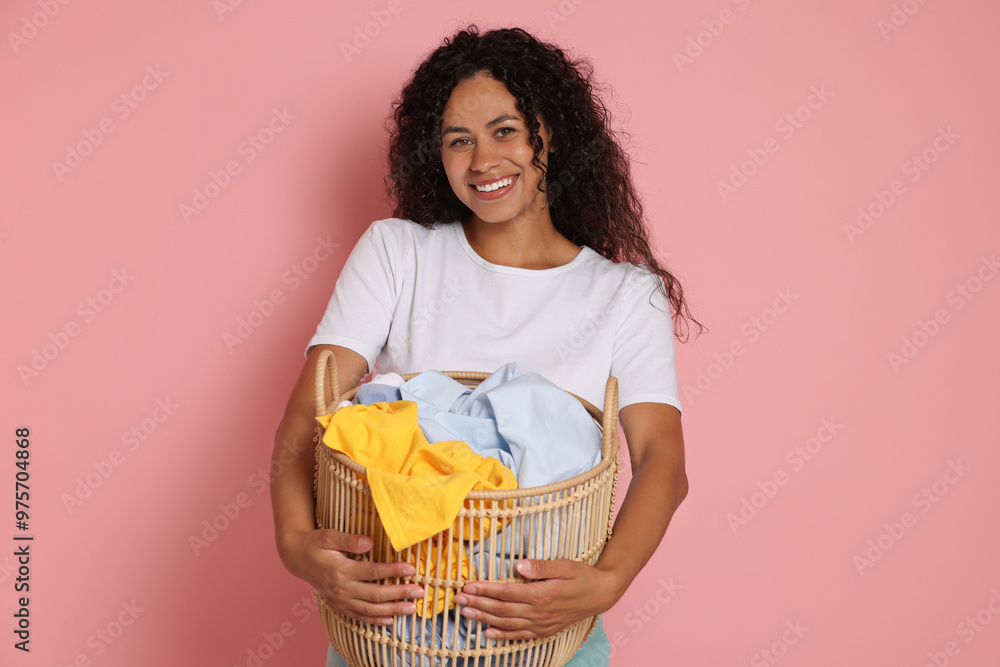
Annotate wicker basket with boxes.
[312,349,621,667]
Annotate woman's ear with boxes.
[538,117,556,153]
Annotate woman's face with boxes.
[439,73,554,227]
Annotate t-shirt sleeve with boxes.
[610,265,682,415]
[304,220,404,371]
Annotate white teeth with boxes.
[474,176,514,192]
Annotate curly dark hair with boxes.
[383,24,704,340]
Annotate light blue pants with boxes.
[325,616,610,667]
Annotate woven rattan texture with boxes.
[312,349,621,667]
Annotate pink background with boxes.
[3,0,999,665]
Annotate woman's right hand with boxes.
[279,527,424,625]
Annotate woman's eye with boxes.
[448,127,516,148]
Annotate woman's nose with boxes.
[470,141,501,172]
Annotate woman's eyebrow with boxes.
[442,113,520,136]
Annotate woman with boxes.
[270,25,701,666]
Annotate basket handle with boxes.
[314,348,340,417]
[601,376,619,460]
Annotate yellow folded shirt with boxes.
[316,400,517,616]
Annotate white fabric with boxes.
[306,218,681,415]
[370,371,405,387]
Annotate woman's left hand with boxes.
[452,559,620,640]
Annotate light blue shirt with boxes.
[398,362,603,489]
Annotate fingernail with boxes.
[461,607,475,618]
[464,584,478,594]
[454,594,468,605]
[403,604,417,614]
[411,588,424,598]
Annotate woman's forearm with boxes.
[270,344,370,572]
[593,402,688,608]
[593,446,688,606]
[270,413,322,569]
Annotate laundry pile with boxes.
[317,363,603,661]
[355,362,603,490]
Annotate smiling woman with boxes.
[270,24,704,667]
[438,73,583,270]
[440,86,552,209]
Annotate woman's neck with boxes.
[461,214,581,270]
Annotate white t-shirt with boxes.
[306,218,681,415]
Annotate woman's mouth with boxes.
[471,174,517,200]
